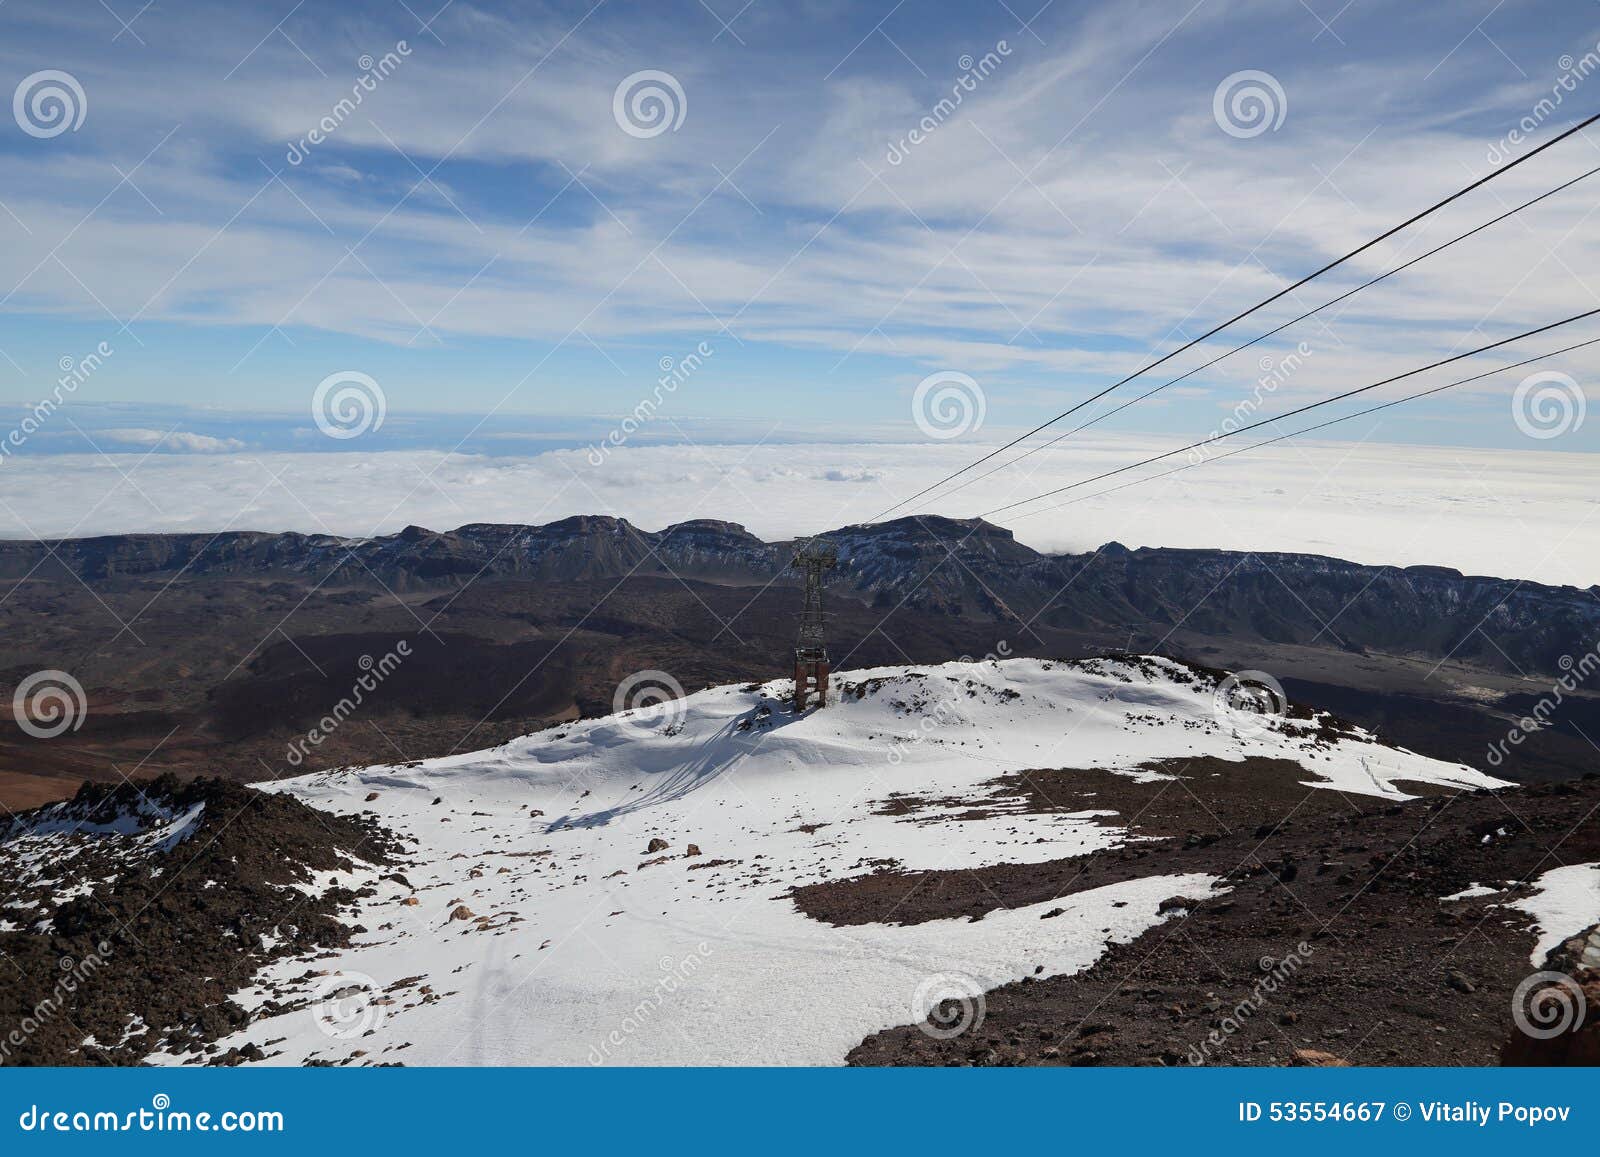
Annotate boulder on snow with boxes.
[645,837,670,853]
[685,844,702,857]
[449,905,475,922]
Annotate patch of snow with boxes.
[1506,863,1600,965]
[140,803,205,853]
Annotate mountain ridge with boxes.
[2,515,1593,679]
[3,512,1587,588]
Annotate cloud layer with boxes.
[0,436,1592,588]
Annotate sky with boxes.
[1,0,1598,565]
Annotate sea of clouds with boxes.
[0,434,1592,588]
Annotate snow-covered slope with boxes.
[161,657,1506,1067]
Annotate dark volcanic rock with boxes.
[0,775,399,1065]
[0,518,1591,677]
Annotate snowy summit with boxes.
[125,656,1506,1067]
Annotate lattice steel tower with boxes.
[791,540,837,712]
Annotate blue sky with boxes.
[3,0,1600,457]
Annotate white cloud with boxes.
[99,429,247,453]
